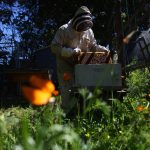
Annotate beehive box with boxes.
[74,64,122,89]
[73,52,111,64]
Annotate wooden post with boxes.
[114,0,124,67]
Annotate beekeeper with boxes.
[51,6,110,113]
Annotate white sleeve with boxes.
[88,29,97,51]
[51,26,65,56]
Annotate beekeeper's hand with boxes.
[61,47,81,57]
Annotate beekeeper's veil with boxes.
[72,6,93,32]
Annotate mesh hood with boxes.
[72,6,93,32]
[74,6,91,17]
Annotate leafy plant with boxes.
[0,68,150,150]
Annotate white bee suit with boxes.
[51,6,109,113]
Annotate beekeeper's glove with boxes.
[74,48,81,53]
[61,47,81,57]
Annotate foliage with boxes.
[1,0,149,53]
[0,106,34,150]
[0,69,150,149]
[126,68,150,98]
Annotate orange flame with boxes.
[22,86,51,106]
[52,90,59,96]
[29,75,55,92]
[22,75,59,106]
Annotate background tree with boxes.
[0,0,149,57]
